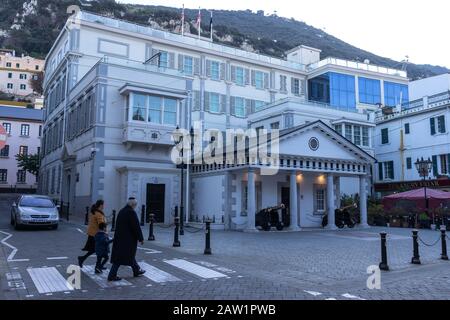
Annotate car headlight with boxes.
[51,214,58,219]
[20,214,31,219]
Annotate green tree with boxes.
[16,153,40,177]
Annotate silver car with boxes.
[11,195,59,230]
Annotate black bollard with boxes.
[111,210,116,232]
[411,230,421,265]
[441,226,448,260]
[84,207,89,225]
[173,216,181,247]
[148,214,155,241]
[140,205,145,226]
[66,202,70,222]
[204,219,212,255]
[379,232,389,271]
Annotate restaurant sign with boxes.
[375,179,450,192]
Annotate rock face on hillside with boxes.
[0,0,448,80]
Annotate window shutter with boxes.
[291,77,295,94]
[270,71,275,89]
[439,115,446,133]
[264,73,269,89]
[151,49,158,65]
[378,162,383,181]
[194,58,201,75]
[430,117,436,135]
[251,70,256,87]
[300,80,306,95]
[245,99,252,116]
[204,92,210,111]
[178,54,184,71]
[168,52,175,69]
[432,155,438,177]
[193,91,201,111]
[230,96,236,116]
[220,63,226,80]
[220,95,227,113]
[230,66,236,82]
[245,69,250,86]
[206,60,211,77]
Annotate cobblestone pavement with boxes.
[0,194,449,300]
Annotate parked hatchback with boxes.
[11,195,59,230]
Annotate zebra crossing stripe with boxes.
[139,262,181,283]
[81,265,132,288]
[164,259,227,279]
[27,267,74,294]
[304,290,322,296]
[342,293,366,300]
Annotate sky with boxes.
[117,0,450,69]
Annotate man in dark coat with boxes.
[108,197,146,281]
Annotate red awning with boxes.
[382,188,450,212]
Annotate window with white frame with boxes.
[234,97,245,117]
[17,170,26,184]
[19,146,28,156]
[20,84,26,90]
[345,125,352,140]
[0,169,7,183]
[440,154,449,175]
[183,56,193,75]
[353,126,361,146]
[19,74,27,80]
[159,52,168,68]
[7,83,13,89]
[209,93,220,113]
[2,123,11,135]
[0,145,9,157]
[236,67,244,86]
[280,75,287,92]
[362,127,369,147]
[334,124,342,135]
[254,100,265,112]
[255,71,264,89]
[292,78,300,95]
[314,186,326,214]
[210,61,220,80]
[129,94,178,126]
[20,124,30,136]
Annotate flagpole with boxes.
[210,10,213,42]
[181,4,185,36]
[198,7,201,40]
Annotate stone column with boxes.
[359,175,369,228]
[326,174,337,230]
[290,171,300,230]
[334,176,341,209]
[246,169,257,232]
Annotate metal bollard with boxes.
[67,202,70,222]
[411,230,421,265]
[441,226,448,260]
[140,205,145,226]
[379,232,389,271]
[111,210,116,232]
[204,219,212,255]
[173,216,181,247]
[84,207,89,225]
[148,214,155,241]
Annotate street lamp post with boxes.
[415,157,433,228]
[174,127,185,236]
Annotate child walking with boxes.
[94,222,113,274]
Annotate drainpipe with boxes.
[399,128,405,182]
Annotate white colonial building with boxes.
[374,74,450,196]
[39,11,409,229]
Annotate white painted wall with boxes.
[409,74,450,101]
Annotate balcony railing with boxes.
[375,91,450,122]
[77,11,307,72]
[308,57,407,78]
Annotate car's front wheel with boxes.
[10,214,14,226]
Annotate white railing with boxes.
[375,91,450,122]
[308,57,407,78]
[78,11,307,72]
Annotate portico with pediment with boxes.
[190,120,374,231]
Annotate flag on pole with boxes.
[197,7,201,39]
[181,4,185,36]
[209,11,213,41]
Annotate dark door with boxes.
[281,187,291,227]
[146,184,165,223]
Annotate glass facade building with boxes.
[358,77,381,105]
[384,81,409,108]
[309,72,356,110]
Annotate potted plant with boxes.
[419,213,430,229]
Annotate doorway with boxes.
[146,184,165,223]
[281,187,291,227]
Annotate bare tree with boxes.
[29,71,44,96]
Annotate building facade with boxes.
[0,105,43,192]
[0,49,45,97]
[39,11,409,229]
[374,74,450,196]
